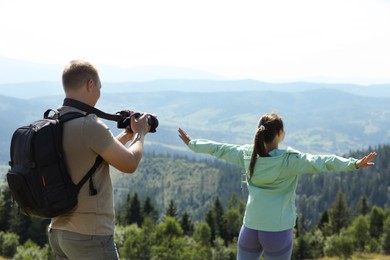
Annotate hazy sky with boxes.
[0,0,389,84]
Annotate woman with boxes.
[178,112,376,260]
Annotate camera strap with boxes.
[62,98,123,122]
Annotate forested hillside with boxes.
[111,155,244,221]
[0,143,388,227]
[297,144,389,227]
[0,144,389,259]
[111,144,389,228]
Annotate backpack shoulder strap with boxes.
[43,109,85,123]
[58,111,85,123]
[76,156,103,195]
[45,109,103,196]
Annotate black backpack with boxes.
[7,109,103,218]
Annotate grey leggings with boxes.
[237,225,293,260]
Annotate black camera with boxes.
[117,110,159,133]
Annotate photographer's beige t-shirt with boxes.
[49,106,116,235]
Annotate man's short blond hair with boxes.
[62,60,99,91]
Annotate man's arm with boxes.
[100,114,149,173]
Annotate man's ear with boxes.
[86,79,94,92]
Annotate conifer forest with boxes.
[0,144,389,259]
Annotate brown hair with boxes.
[62,60,99,91]
[248,112,284,178]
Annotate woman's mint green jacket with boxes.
[188,139,358,232]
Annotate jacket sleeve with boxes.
[188,139,249,168]
[286,152,358,176]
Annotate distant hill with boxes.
[0,88,389,164]
[1,79,390,99]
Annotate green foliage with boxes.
[155,216,183,240]
[349,215,370,251]
[165,200,178,219]
[318,209,333,237]
[369,206,384,239]
[193,222,211,247]
[115,218,155,260]
[143,197,159,222]
[0,231,19,258]
[213,197,228,243]
[13,240,51,260]
[211,237,236,260]
[151,217,188,260]
[0,188,11,231]
[224,208,242,242]
[293,229,325,259]
[205,209,217,245]
[329,190,350,234]
[111,155,243,223]
[1,144,390,258]
[382,215,390,254]
[128,193,143,226]
[119,224,143,259]
[324,230,354,259]
[180,211,194,236]
[297,144,390,230]
[356,195,370,216]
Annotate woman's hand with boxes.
[178,128,191,145]
[355,152,377,169]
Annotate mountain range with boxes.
[1,79,390,99]
[0,56,389,98]
[0,87,389,164]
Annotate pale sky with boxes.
[0,0,389,84]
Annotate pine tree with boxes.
[350,215,370,252]
[0,187,12,230]
[129,193,143,226]
[382,215,390,255]
[205,209,217,245]
[8,207,32,244]
[224,208,242,242]
[369,205,384,239]
[180,211,194,236]
[193,222,211,247]
[293,234,311,260]
[329,190,349,234]
[356,195,370,216]
[143,196,158,222]
[214,197,228,243]
[318,209,329,230]
[318,209,332,236]
[120,193,132,225]
[165,199,178,219]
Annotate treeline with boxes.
[109,144,390,231]
[0,186,244,259]
[1,186,390,259]
[110,153,244,222]
[0,144,389,259]
[297,144,390,228]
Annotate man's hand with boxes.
[131,113,150,135]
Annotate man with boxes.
[48,60,150,259]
